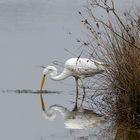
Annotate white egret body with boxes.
[40,58,108,111]
[43,58,105,79]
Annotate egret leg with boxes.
[80,87,86,107]
[79,79,86,107]
[73,77,78,111]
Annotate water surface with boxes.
[0,0,140,140]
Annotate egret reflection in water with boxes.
[42,104,106,129]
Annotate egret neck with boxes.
[40,74,46,111]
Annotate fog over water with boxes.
[0,0,140,140]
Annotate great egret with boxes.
[42,104,106,129]
[40,58,108,110]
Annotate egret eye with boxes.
[49,68,53,71]
[48,68,53,73]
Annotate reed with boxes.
[80,0,140,127]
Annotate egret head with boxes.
[41,66,57,91]
[43,66,57,76]
[40,66,54,93]
[40,67,48,93]
[40,66,58,111]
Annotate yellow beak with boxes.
[40,74,46,111]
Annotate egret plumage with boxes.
[40,58,108,111]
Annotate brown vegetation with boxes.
[79,0,140,128]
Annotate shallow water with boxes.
[0,0,140,140]
[0,91,113,140]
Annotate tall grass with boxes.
[104,21,140,127]
[80,0,140,127]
